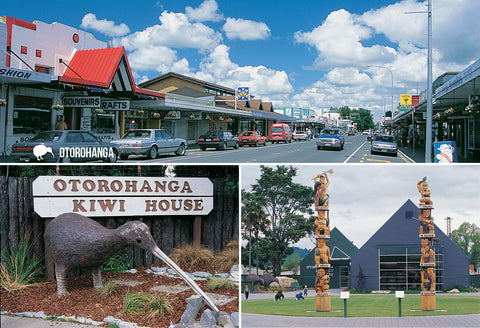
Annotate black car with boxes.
[11,130,119,163]
[197,130,239,151]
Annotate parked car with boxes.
[111,129,187,159]
[316,128,345,150]
[197,130,239,150]
[293,130,308,141]
[11,130,119,163]
[238,131,267,147]
[269,123,293,143]
[371,134,398,156]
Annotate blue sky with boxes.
[3,0,479,122]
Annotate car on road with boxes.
[269,123,293,143]
[238,130,267,147]
[111,129,187,159]
[293,130,309,141]
[197,130,239,151]
[347,130,355,136]
[371,134,398,156]
[11,130,119,163]
[316,128,345,150]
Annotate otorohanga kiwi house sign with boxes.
[33,176,214,217]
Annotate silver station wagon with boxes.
[111,129,187,160]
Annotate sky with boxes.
[3,0,480,122]
[241,164,480,249]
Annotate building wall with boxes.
[144,77,205,94]
[350,199,469,291]
[6,17,106,74]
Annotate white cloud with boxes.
[222,18,271,41]
[294,9,396,70]
[118,11,223,52]
[194,45,293,101]
[126,45,192,75]
[80,13,130,37]
[185,0,224,22]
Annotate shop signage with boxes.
[63,96,101,108]
[33,176,214,217]
[0,66,51,83]
[400,94,412,105]
[101,99,130,111]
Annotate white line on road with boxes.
[343,141,367,163]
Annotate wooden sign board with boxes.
[33,176,214,218]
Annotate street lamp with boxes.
[368,65,394,133]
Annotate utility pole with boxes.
[445,217,453,236]
[425,0,433,162]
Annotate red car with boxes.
[238,131,267,147]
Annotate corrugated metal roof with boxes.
[58,46,164,99]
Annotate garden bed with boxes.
[0,263,238,328]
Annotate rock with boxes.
[193,271,213,278]
[76,316,86,323]
[181,295,204,323]
[145,269,154,274]
[269,282,280,289]
[216,312,233,326]
[230,312,239,327]
[151,266,167,273]
[230,265,239,283]
[200,309,216,327]
[124,269,137,274]
[215,273,230,279]
[33,311,47,319]
[447,288,460,293]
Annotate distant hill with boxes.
[290,247,310,259]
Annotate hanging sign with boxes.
[33,176,214,217]
[63,96,101,108]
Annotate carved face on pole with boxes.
[421,209,431,218]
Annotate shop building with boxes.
[393,59,480,162]
[0,16,166,155]
[299,227,358,289]
[350,200,469,291]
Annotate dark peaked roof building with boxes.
[350,200,469,291]
[300,227,358,289]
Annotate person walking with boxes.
[303,285,308,297]
[244,285,250,300]
[55,116,68,130]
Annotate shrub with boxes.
[206,278,235,290]
[168,244,214,272]
[123,291,172,318]
[0,233,43,292]
[215,240,239,272]
[96,280,120,296]
[101,251,131,272]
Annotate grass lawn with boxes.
[242,295,480,317]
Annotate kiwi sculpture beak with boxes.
[151,246,219,312]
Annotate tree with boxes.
[246,165,315,276]
[241,191,269,274]
[450,222,480,266]
[283,253,303,274]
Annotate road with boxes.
[117,134,413,164]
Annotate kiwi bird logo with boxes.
[33,145,54,161]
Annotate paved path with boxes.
[1,316,98,328]
[242,313,480,328]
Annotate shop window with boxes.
[35,65,51,74]
[21,46,27,54]
[36,49,42,57]
[91,109,116,134]
[379,246,443,291]
[13,95,52,135]
[125,109,148,131]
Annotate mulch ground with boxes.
[0,263,238,328]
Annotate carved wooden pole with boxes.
[313,169,333,311]
[417,177,436,310]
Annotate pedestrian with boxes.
[55,115,68,130]
[244,285,250,300]
[303,285,308,297]
[274,290,284,301]
[295,291,304,300]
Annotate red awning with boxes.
[59,46,164,99]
